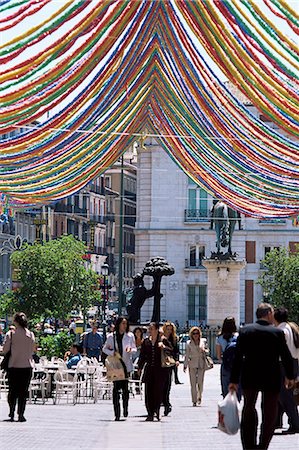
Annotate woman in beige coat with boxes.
[183,326,209,406]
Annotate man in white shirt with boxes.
[274,307,299,434]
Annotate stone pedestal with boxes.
[202,259,246,327]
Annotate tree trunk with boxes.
[151,275,162,322]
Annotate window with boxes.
[289,242,299,254]
[189,245,205,267]
[264,246,280,257]
[188,285,207,322]
[245,241,256,264]
[187,182,208,221]
[105,176,111,188]
[245,280,254,323]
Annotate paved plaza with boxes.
[1,364,298,450]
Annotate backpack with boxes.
[288,322,299,349]
[222,336,237,371]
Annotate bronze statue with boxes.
[126,257,175,323]
[126,273,155,324]
[210,200,240,257]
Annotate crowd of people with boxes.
[1,303,299,450]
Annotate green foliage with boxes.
[38,331,74,359]
[258,247,299,322]
[0,235,101,322]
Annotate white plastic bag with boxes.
[218,391,240,435]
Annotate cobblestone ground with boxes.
[1,364,298,449]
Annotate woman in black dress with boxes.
[162,321,180,416]
[137,322,172,421]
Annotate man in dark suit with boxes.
[229,303,295,450]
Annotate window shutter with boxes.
[246,241,256,263]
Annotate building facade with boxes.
[135,138,299,326]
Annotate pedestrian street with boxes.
[1,364,298,449]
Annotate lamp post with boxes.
[101,263,109,341]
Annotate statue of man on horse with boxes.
[210,199,241,257]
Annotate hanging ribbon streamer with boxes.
[0,0,298,218]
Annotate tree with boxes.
[258,247,299,322]
[143,256,175,322]
[0,235,101,323]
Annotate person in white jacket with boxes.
[183,326,209,406]
[274,307,299,434]
[103,317,136,420]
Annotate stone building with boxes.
[135,138,299,326]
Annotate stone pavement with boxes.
[1,364,298,450]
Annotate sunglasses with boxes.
[192,332,200,335]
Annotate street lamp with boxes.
[101,263,109,341]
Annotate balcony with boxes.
[54,203,67,213]
[106,237,115,247]
[106,212,115,222]
[124,216,136,227]
[259,219,286,225]
[74,206,87,217]
[89,214,106,224]
[92,246,106,255]
[124,190,136,202]
[185,259,205,269]
[184,209,209,223]
[124,244,135,254]
[89,183,105,196]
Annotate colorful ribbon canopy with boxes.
[0,0,298,217]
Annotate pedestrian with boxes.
[216,316,241,400]
[273,307,299,434]
[103,317,136,421]
[137,321,172,421]
[3,312,35,422]
[133,326,144,363]
[183,326,209,406]
[69,320,76,336]
[229,302,295,450]
[43,323,54,335]
[162,321,181,417]
[0,325,4,346]
[83,320,103,361]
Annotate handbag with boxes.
[204,355,214,371]
[1,350,11,372]
[105,355,126,381]
[0,331,12,372]
[104,333,126,382]
[161,346,176,368]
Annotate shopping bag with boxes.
[218,391,240,435]
[105,355,126,382]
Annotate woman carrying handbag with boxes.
[183,326,210,406]
[103,317,136,421]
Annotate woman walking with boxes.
[216,316,240,400]
[162,321,180,416]
[132,326,144,363]
[183,326,209,406]
[138,322,172,421]
[3,312,35,422]
[103,317,136,421]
